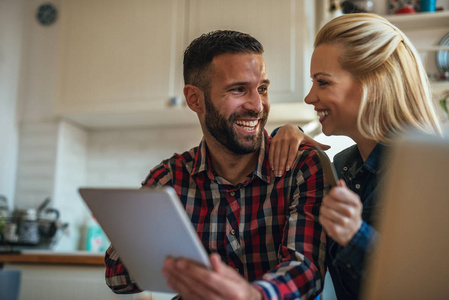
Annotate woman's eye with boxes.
[317,80,328,86]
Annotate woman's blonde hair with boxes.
[315,13,442,142]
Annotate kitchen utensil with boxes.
[341,0,374,14]
[15,209,40,245]
[37,197,51,215]
[2,223,18,243]
[394,4,417,14]
[388,0,419,14]
[0,195,8,230]
[436,32,449,74]
[419,0,436,11]
[38,208,60,238]
[315,145,339,187]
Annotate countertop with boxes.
[0,251,105,266]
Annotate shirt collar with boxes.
[190,130,272,184]
[344,143,385,177]
[363,143,385,174]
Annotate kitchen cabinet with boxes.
[0,252,176,300]
[54,0,316,129]
[55,0,187,116]
[187,0,314,104]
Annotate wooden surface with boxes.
[0,252,105,266]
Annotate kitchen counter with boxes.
[0,251,105,266]
[0,251,175,299]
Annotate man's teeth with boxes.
[235,120,258,129]
[317,111,330,118]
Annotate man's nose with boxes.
[243,90,264,112]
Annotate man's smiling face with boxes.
[204,53,270,154]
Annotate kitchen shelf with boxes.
[417,45,449,52]
[384,10,449,30]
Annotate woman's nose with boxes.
[304,87,317,105]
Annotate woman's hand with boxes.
[269,124,330,177]
[319,180,363,247]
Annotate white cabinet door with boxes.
[187,0,315,103]
[55,0,186,115]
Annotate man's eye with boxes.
[230,87,245,93]
[258,86,268,94]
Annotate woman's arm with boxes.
[269,124,330,177]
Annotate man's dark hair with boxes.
[183,30,264,91]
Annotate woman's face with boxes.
[305,44,363,139]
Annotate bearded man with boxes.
[105,30,326,300]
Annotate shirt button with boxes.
[230,229,236,235]
[355,184,361,189]
[343,167,348,171]
[230,191,235,196]
[346,264,351,269]
[235,268,239,273]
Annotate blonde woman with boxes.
[270,13,442,299]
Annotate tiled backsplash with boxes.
[15,122,59,208]
[86,125,203,188]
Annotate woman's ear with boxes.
[184,85,204,113]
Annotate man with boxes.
[105,30,326,299]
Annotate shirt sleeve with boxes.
[332,220,378,278]
[252,147,327,300]
[104,161,172,294]
[104,245,143,294]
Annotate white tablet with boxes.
[79,187,211,293]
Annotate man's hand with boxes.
[162,253,262,300]
[319,180,363,247]
[269,124,330,177]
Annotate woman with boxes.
[270,13,442,299]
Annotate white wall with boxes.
[18,0,61,123]
[0,0,24,208]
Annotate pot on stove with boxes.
[14,209,40,245]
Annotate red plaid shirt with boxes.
[105,131,326,299]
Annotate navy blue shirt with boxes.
[327,143,386,299]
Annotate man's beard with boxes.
[204,92,268,154]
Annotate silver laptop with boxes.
[362,130,449,299]
[79,187,211,293]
